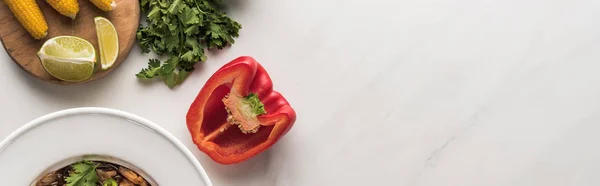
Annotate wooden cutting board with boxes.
[0,0,140,85]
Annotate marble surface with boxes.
[2,0,600,185]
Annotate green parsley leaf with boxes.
[162,56,180,73]
[136,0,241,88]
[179,6,201,26]
[167,0,184,14]
[136,58,162,79]
[164,70,191,88]
[65,160,98,186]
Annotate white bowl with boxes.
[0,107,212,185]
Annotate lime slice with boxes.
[37,36,96,82]
[94,16,119,70]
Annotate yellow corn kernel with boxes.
[4,0,48,39]
[46,0,79,19]
[89,0,116,11]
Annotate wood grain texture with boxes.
[0,0,140,85]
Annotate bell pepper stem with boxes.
[222,92,267,134]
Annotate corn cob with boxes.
[90,0,116,11]
[45,0,79,19]
[4,0,48,39]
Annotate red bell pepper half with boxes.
[186,56,297,164]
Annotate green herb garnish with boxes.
[136,0,242,88]
[102,178,118,186]
[65,160,98,186]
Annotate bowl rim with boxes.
[0,107,212,186]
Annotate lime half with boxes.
[95,16,119,70]
[37,36,96,82]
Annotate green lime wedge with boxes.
[95,16,119,70]
[37,36,96,82]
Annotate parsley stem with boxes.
[179,21,185,56]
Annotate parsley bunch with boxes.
[136,0,242,88]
